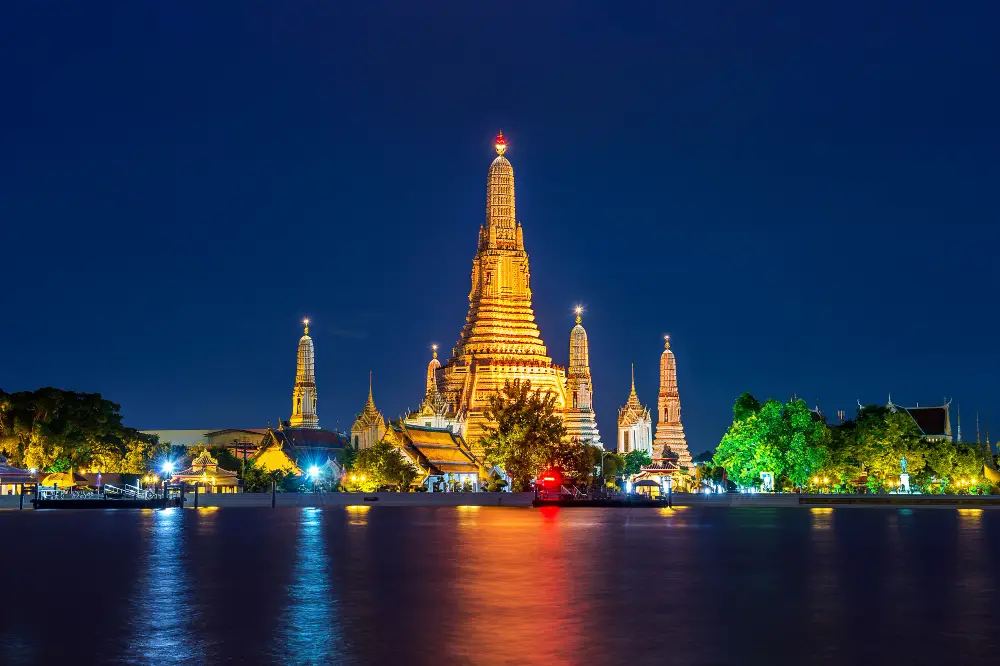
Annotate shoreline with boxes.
[4,491,1000,510]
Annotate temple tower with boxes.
[563,307,602,446]
[653,335,692,467]
[438,131,568,451]
[351,372,386,449]
[617,365,652,455]
[425,344,443,408]
[290,319,320,429]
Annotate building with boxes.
[0,455,33,496]
[885,396,953,442]
[252,425,351,476]
[170,450,240,493]
[404,346,465,433]
[617,365,653,455]
[563,307,602,447]
[351,374,387,449]
[290,319,320,429]
[383,421,484,491]
[652,335,692,468]
[139,429,268,453]
[434,131,569,452]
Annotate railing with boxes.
[103,484,155,500]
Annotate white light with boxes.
[162,462,174,474]
[308,466,320,479]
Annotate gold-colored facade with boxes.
[435,132,568,451]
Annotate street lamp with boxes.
[308,465,320,492]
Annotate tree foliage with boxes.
[714,392,996,494]
[0,388,164,473]
[343,440,418,491]
[622,449,652,478]
[713,396,829,489]
[479,379,569,491]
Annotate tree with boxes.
[344,440,418,491]
[479,379,568,491]
[713,397,828,490]
[622,449,652,479]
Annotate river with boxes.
[1,506,998,665]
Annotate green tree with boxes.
[622,449,652,478]
[733,392,763,422]
[479,379,568,491]
[344,440,418,491]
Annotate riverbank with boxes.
[4,491,999,510]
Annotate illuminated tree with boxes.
[480,379,568,491]
[344,440,417,491]
[622,449,652,479]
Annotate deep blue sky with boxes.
[2,1,998,453]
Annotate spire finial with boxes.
[631,363,636,394]
[303,318,310,335]
[574,305,583,325]
[494,129,507,156]
[431,344,438,359]
[368,371,373,400]
[664,334,670,349]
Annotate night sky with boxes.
[2,2,998,454]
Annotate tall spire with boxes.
[630,363,636,395]
[654,334,692,468]
[957,404,962,442]
[565,306,601,446]
[484,129,517,251]
[290,318,319,429]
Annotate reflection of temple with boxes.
[563,308,603,447]
[432,131,569,453]
[617,365,652,454]
[653,336,692,467]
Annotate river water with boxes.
[1,506,998,665]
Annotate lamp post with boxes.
[308,465,320,493]
[162,461,174,501]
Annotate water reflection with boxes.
[126,508,205,664]
[275,508,345,664]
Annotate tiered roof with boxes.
[618,365,651,428]
[385,422,482,477]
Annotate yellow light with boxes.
[823,477,829,484]
[812,477,819,484]
[350,475,356,481]
[360,475,366,481]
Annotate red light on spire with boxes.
[494,129,507,156]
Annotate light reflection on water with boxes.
[273,508,345,664]
[2,506,1000,665]
[126,508,205,665]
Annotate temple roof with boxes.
[386,422,481,477]
[353,373,385,430]
[266,427,350,450]
[172,450,239,482]
[904,405,949,438]
[618,364,651,427]
[0,455,33,483]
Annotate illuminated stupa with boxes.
[436,131,568,450]
[563,307,602,447]
[653,335,692,467]
[289,319,319,429]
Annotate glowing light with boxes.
[30,468,37,475]
[162,461,174,474]
[494,129,507,155]
[308,465,320,480]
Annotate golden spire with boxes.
[303,318,310,335]
[432,343,438,360]
[494,129,506,156]
[574,305,583,325]
[664,334,670,349]
[631,363,636,395]
[368,370,373,402]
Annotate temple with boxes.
[405,346,463,432]
[653,335,692,467]
[563,307,602,446]
[617,365,653,454]
[435,131,568,452]
[351,373,387,449]
[886,395,953,442]
[170,450,240,493]
[290,319,319,429]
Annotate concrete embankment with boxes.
[670,493,1000,509]
[187,491,535,508]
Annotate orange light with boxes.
[543,476,555,482]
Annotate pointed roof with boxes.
[354,372,385,429]
[618,364,651,427]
